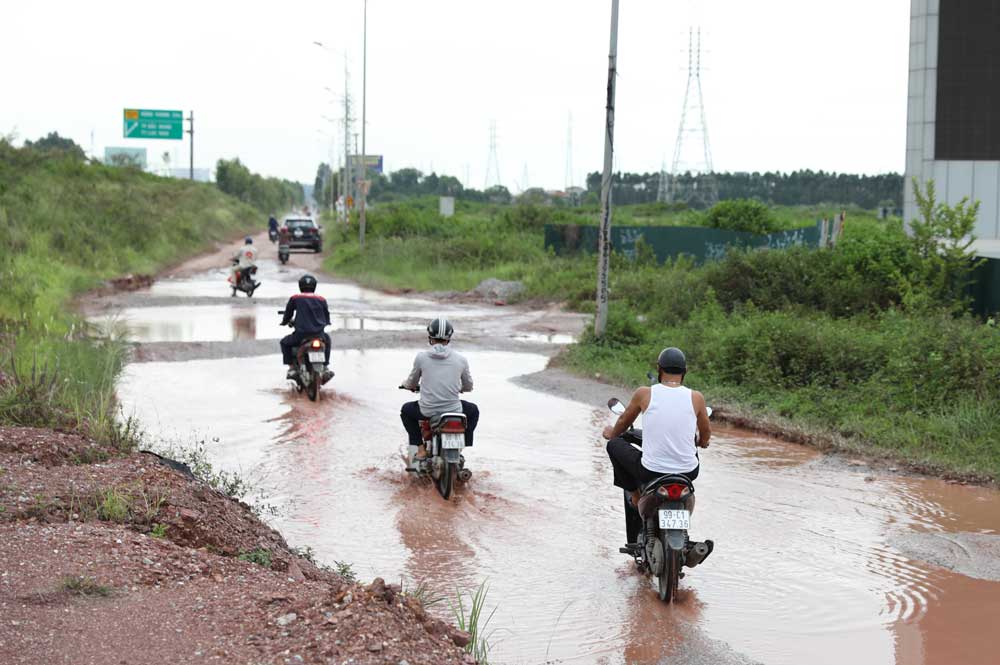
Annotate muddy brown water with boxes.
[110,259,1000,664]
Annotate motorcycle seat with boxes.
[641,474,694,496]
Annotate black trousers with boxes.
[400,400,479,447]
[280,331,331,365]
[606,437,699,544]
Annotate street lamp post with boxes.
[359,0,368,250]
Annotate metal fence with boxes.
[543,222,824,264]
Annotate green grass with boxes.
[60,575,111,597]
[238,547,272,568]
[95,487,130,522]
[451,581,497,664]
[0,140,264,442]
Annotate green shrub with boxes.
[704,199,779,234]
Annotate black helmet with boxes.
[245,236,253,244]
[657,347,686,373]
[427,316,454,341]
[298,274,318,293]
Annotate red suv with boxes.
[281,217,323,253]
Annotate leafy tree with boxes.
[911,178,984,305]
[24,132,85,160]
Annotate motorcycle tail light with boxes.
[440,420,466,433]
[658,484,687,500]
[310,339,323,349]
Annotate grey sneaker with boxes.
[285,368,297,380]
[321,369,334,384]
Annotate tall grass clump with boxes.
[451,581,497,664]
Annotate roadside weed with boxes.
[238,547,272,568]
[151,523,168,538]
[451,581,497,664]
[334,560,357,583]
[95,488,129,522]
[60,575,111,597]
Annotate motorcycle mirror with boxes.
[706,406,714,419]
[646,371,656,382]
[607,398,626,415]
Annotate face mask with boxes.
[431,343,448,355]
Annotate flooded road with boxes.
[106,255,1000,664]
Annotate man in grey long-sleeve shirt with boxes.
[399,317,479,458]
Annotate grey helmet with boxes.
[657,347,687,374]
[427,316,454,341]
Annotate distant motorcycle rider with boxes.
[268,214,279,241]
[229,236,259,286]
[280,274,334,383]
[602,347,712,546]
[399,317,479,460]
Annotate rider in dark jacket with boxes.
[280,274,333,382]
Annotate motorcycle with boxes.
[279,310,331,401]
[399,386,472,500]
[608,397,714,603]
[230,262,259,298]
[278,242,290,265]
[269,228,279,243]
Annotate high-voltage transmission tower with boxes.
[484,121,502,190]
[659,27,718,207]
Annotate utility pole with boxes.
[359,0,368,249]
[186,110,194,180]
[343,63,353,222]
[594,0,619,339]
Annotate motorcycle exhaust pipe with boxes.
[685,541,711,568]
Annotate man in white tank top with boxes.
[602,347,711,544]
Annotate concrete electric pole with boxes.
[594,0,619,339]
[359,0,368,249]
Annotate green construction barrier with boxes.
[970,257,1000,317]
[543,223,823,264]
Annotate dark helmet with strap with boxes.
[427,316,454,341]
[244,236,253,244]
[657,347,686,374]
[298,274,318,293]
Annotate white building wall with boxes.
[904,0,1000,241]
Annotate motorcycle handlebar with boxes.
[398,385,419,392]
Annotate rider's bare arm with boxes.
[602,387,650,440]
[692,390,711,448]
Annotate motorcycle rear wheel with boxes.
[306,371,319,401]
[436,461,455,500]
[657,538,680,602]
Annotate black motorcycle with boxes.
[398,386,472,500]
[608,397,714,603]
[268,228,279,243]
[278,240,290,265]
[230,263,259,297]
[279,310,331,401]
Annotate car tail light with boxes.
[440,419,466,433]
[657,484,687,500]
[310,339,323,349]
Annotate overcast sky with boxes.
[3,0,910,189]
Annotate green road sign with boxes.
[123,108,183,140]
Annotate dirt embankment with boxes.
[0,427,473,665]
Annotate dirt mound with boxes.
[0,427,473,664]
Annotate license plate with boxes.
[441,433,464,449]
[308,352,325,363]
[658,509,691,530]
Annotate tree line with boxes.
[312,163,513,207]
[585,170,903,209]
[215,158,303,215]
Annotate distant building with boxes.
[905,0,1000,255]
